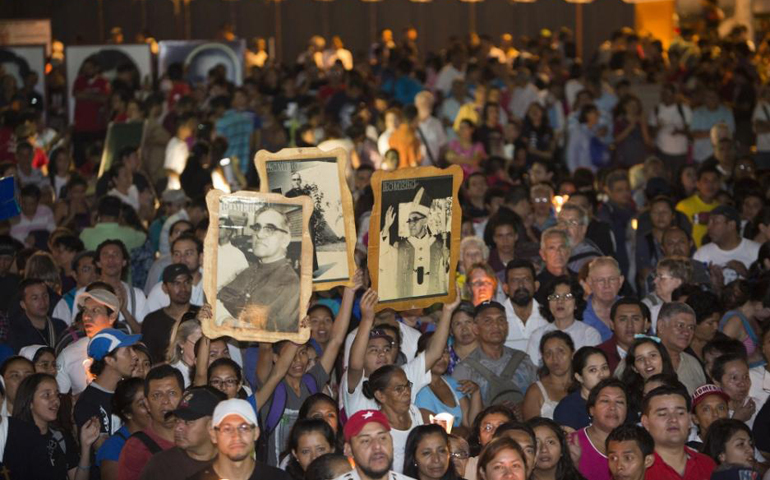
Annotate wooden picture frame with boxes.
[202,189,313,343]
[368,165,463,311]
[256,147,357,291]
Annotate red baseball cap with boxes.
[344,410,391,442]
[691,384,730,412]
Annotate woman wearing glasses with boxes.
[362,364,425,473]
[642,257,692,332]
[414,331,483,431]
[404,424,464,480]
[526,276,601,367]
[463,405,515,480]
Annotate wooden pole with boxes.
[275,0,282,63]
[469,2,477,34]
[576,3,583,60]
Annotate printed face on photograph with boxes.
[251,209,291,262]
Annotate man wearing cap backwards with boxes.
[217,206,300,332]
[333,410,415,480]
[187,398,293,480]
[452,300,537,408]
[139,387,226,480]
[687,384,730,451]
[143,264,200,363]
[378,187,449,301]
[694,204,760,287]
[56,287,121,396]
[74,328,140,447]
[642,385,716,480]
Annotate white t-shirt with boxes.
[69,282,148,328]
[145,274,205,313]
[390,405,425,473]
[693,238,760,284]
[217,242,249,286]
[107,185,140,212]
[504,298,549,352]
[753,102,770,152]
[418,116,447,167]
[164,137,189,176]
[434,64,465,96]
[341,352,430,417]
[334,469,416,480]
[526,320,602,366]
[648,103,693,156]
[56,337,90,395]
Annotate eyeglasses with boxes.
[251,223,289,236]
[532,197,550,203]
[215,423,256,436]
[451,451,470,460]
[559,219,582,227]
[547,293,574,302]
[655,274,675,281]
[390,381,413,394]
[590,277,621,287]
[210,378,239,388]
[406,216,427,224]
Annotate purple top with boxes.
[576,427,611,480]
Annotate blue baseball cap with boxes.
[88,328,142,361]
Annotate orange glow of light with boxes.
[552,195,569,213]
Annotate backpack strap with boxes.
[500,350,526,379]
[463,358,499,383]
[264,382,288,434]
[131,431,162,455]
[129,285,136,320]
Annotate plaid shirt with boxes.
[216,109,257,172]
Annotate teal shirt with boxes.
[80,222,147,253]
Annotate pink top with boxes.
[575,427,611,480]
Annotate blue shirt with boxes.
[95,425,130,467]
[553,390,590,431]
[415,376,466,426]
[582,295,616,342]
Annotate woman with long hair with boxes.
[404,424,464,480]
[552,347,611,432]
[206,358,247,400]
[701,418,758,476]
[166,317,202,388]
[635,196,676,288]
[476,437,527,480]
[521,102,556,164]
[447,119,486,177]
[13,373,100,479]
[299,393,343,451]
[95,377,151,480]
[522,331,574,420]
[281,418,337,480]
[527,417,585,480]
[464,405,515,480]
[619,336,676,419]
[720,279,765,366]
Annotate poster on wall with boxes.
[0,45,46,112]
[368,165,462,312]
[256,147,357,291]
[158,40,246,86]
[0,19,52,55]
[202,190,313,343]
[65,44,152,124]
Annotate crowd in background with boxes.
[3,11,770,480]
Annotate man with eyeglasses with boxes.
[139,386,226,480]
[333,409,415,480]
[119,365,184,480]
[217,206,300,331]
[188,398,292,480]
[582,257,625,342]
[558,203,603,273]
[655,302,707,395]
[378,187,449,301]
[142,264,200,363]
[452,301,537,409]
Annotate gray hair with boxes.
[558,203,589,226]
[658,302,696,325]
[587,256,621,276]
[540,227,571,250]
[460,236,489,261]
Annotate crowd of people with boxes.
[3,13,770,480]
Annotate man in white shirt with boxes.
[414,91,447,167]
[335,410,415,480]
[508,69,540,121]
[434,48,466,96]
[503,259,547,352]
[648,83,692,173]
[693,205,760,286]
[146,233,205,312]
[10,184,55,244]
[164,112,197,191]
[323,36,353,71]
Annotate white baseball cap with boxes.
[212,398,258,428]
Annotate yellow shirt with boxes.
[676,194,719,247]
[453,102,480,132]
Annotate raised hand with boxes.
[360,288,379,321]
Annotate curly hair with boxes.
[538,276,587,322]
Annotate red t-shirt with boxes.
[117,426,174,480]
[72,75,110,132]
[646,448,716,480]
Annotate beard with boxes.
[359,458,394,480]
[510,288,532,307]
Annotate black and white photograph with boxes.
[369,166,462,310]
[65,44,152,123]
[0,45,46,112]
[158,40,246,86]
[257,147,357,290]
[203,190,312,343]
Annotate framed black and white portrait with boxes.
[368,165,462,311]
[256,147,356,291]
[203,190,313,343]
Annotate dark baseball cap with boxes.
[474,300,506,318]
[166,387,226,421]
[163,263,192,283]
[710,205,741,226]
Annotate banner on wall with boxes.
[159,40,246,86]
[0,19,52,55]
